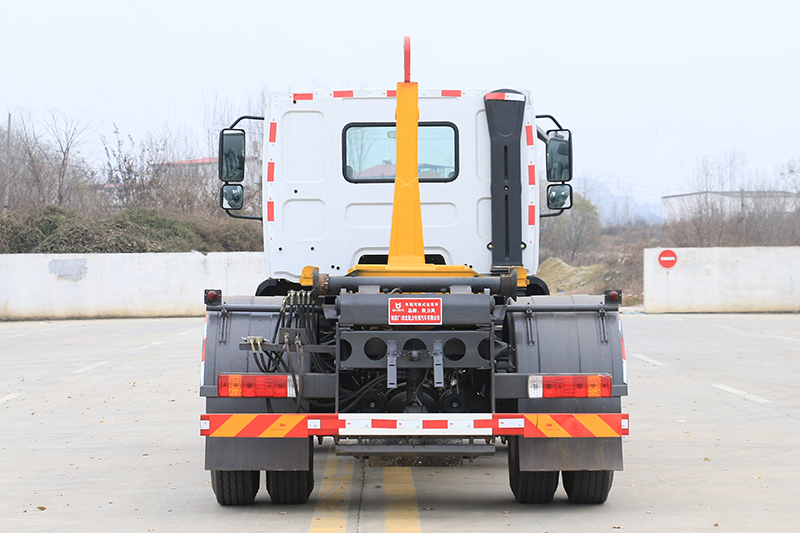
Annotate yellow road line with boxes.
[310,448,355,533]
[384,467,421,533]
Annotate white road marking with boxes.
[628,353,665,365]
[712,384,770,404]
[4,333,28,339]
[712,325,734,330]
[0,392,22,404]
[73,361,110,374]
[774,336,800,343]
[179,329,197,336]
[143,342,164,348]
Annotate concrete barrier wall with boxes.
[5,248,799,319]
[1,252,267,320]
[644,247,800,313]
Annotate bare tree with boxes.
[780,160,800,196]
[101,126,174,210]
[540,193,602,264]
[2,104,265,222]
[666,155,743,246]
[1,113,11,215]
[666,154,800,247]
[101,123,245,217]
[346,127,380,178]
[0,110,101,217]
[152,127,219,216]
[45,109,90,208]
[17,114,50,210]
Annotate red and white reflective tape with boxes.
[485,91,525,102]
[202,412,629,438]
[525,125,534,146]
[339,413,493,436]
[284,89,498,100]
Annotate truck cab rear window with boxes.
[343,122,458,183]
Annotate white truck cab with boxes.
[261,89,544,281]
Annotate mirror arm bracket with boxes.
[539,209,564,218]
[536,126,548,143]
[225,210,263,222]
[228,115,264,129]
[535,114,563,130]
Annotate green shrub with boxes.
[26,205,82,237]
[33,219,160,253]
[108,209,204,252]
[0,216,44,253]
[0,206,263,254]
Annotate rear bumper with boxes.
[201,412,629,439]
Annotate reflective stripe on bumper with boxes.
[200,413,629,438]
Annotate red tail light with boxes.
[218,374,295,398]
[528,374,612,399]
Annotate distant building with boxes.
[661,190,800,223]
[159,156,261,187]
[358,161,456,180]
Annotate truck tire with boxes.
[507,436,559,503]
[266,438,315,504]
[211,470,260,505]
[562,470,614,504]
[266,470,314,504]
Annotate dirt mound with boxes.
[536,257,604,294]
[536,256,643,306]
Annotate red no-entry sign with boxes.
[658,249,677,269]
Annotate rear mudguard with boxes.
[507,295,628,471]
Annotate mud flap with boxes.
[205,437,311,471]
[517,437,623,472]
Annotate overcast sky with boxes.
[3,0,799,208]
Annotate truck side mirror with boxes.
[547,183,573,210]
[546,129,572,182]
[220,184,244,210]
[218,129,246,182]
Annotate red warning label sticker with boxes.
[388,298,442,325]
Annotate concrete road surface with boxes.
[1,313,798,532]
